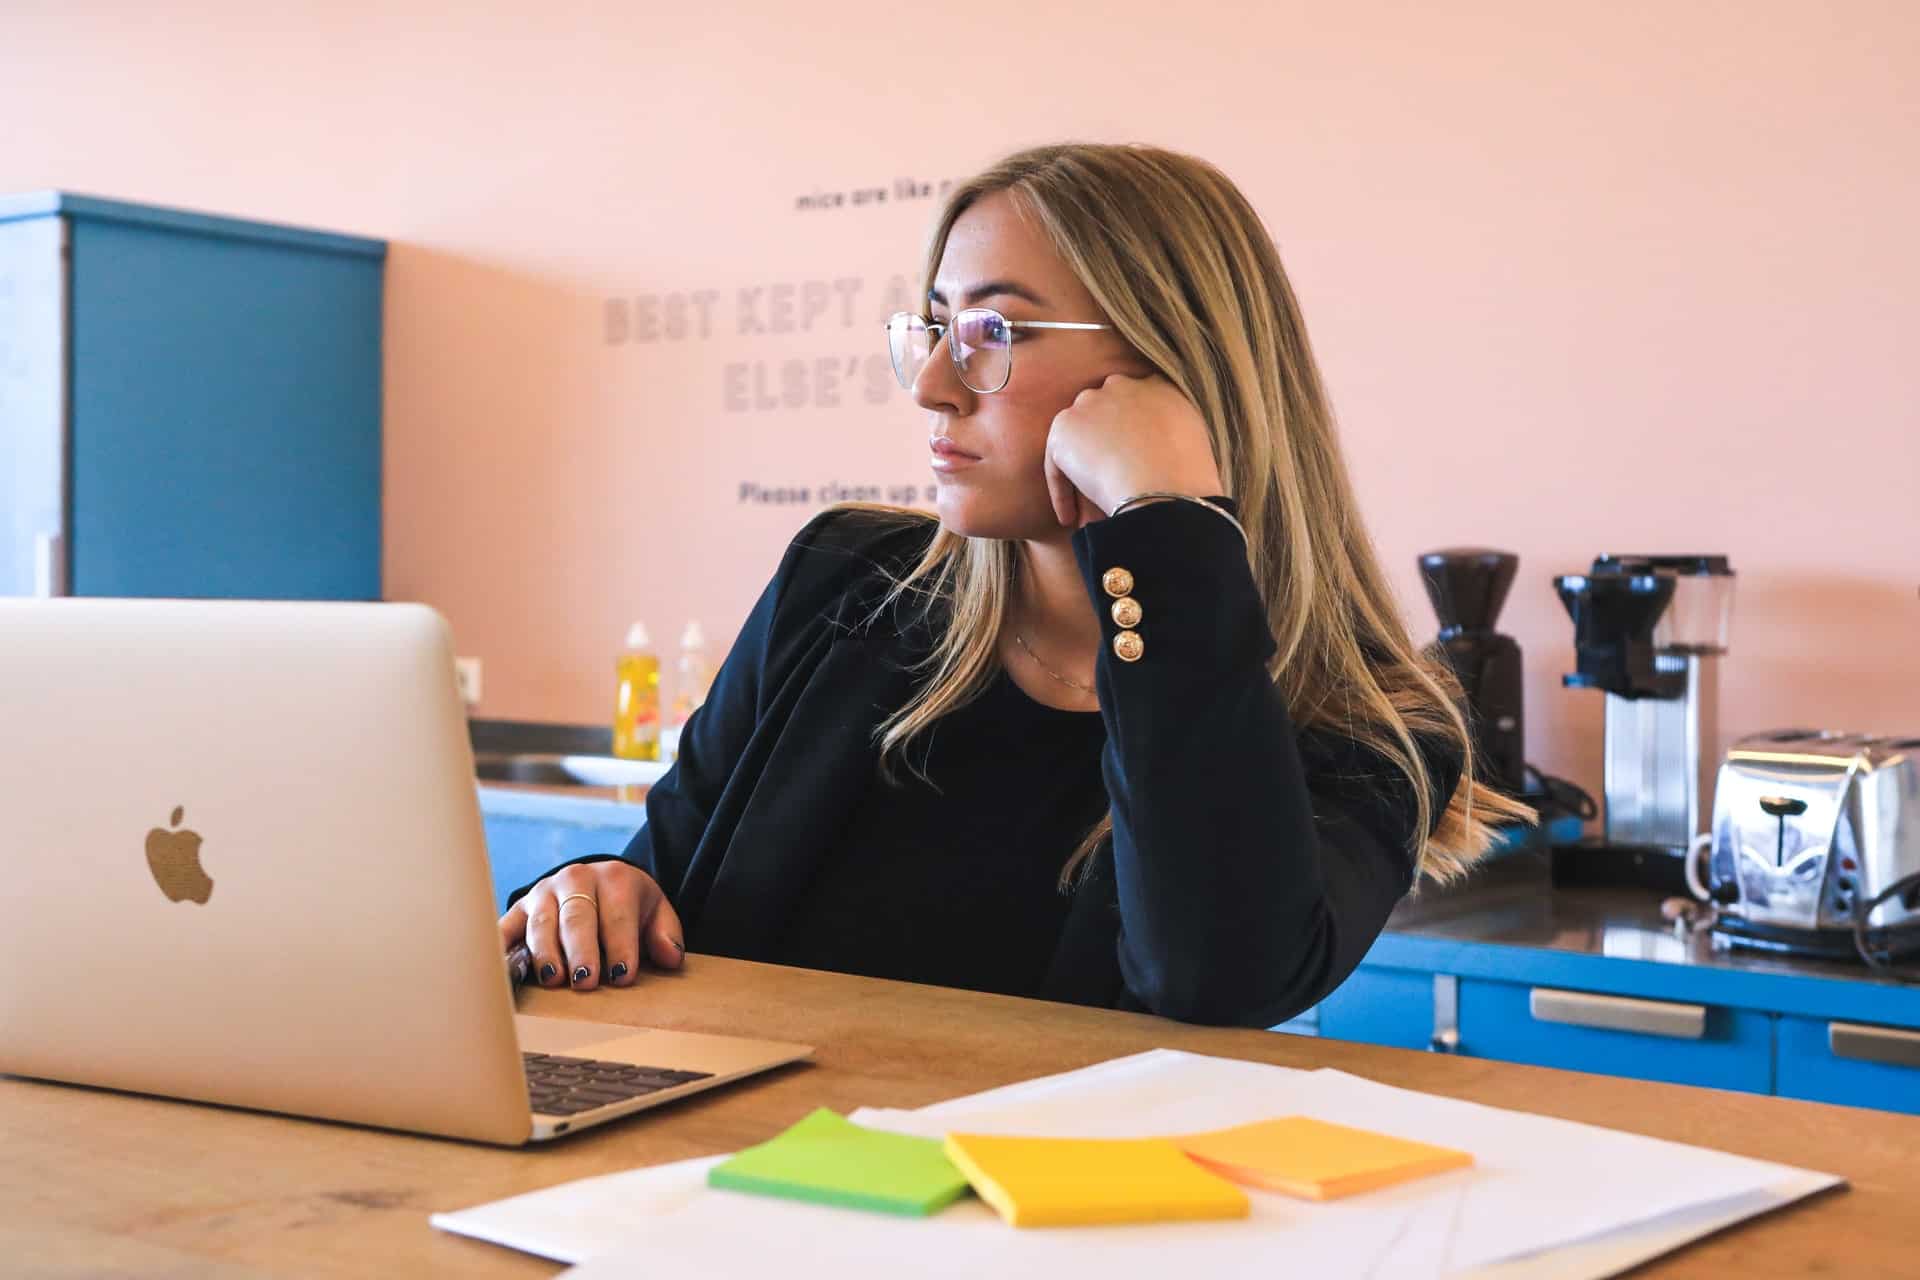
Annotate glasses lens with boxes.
[887,313,931,389]
[952,308,1012,393]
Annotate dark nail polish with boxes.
[609,962,628,980]
[539,963,557,983]
[572,965,591,984]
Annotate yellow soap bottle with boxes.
[612,621,661,761]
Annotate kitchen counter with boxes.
[1369,851,1920,1024]
[1322,851,1920,1113]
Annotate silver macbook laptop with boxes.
[0,598,809,1144]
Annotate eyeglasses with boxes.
[886,308,1113,394]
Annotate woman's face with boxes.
[916,191,1150,540]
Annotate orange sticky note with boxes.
[1176,1116,1472,1201]
[943,1133,1250,1227]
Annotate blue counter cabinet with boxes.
[0,192,384,600]
[1775,1015,1920,1111]
[1316,966,1436,1051]
[477,788,646,913]
[1313,936,1920,1114]
[1455,977,1774,1094]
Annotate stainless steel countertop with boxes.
[468,717,668,789]
[1389,851,1918,991]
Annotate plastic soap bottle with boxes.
[612,622,661,761]
[663,620,712,762]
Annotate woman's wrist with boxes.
[1108,491,1248,545]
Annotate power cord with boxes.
[1852,870,1920,983]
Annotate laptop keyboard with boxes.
[522,1052,714,1115]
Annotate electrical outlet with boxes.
[454,656,483,708]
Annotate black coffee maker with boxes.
[1418,548,1527,796]
[1549,555,1735,891]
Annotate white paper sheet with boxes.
[432,1048,1842,1279]
[430,1157,723,1262]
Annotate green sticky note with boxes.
[707,1108,971,1217]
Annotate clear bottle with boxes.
[663,620,712,762]
[612,621,661,761]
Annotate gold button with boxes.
[1110,596,1142,629]
[1112,630,1144,662]
[1102,567,1135,598]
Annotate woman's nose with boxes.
[912,332,973,415]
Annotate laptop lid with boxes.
[0,599,533,1144]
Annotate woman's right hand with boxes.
[498,860,685,990]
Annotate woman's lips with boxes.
[930,438,981,472]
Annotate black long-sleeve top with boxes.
[775,666,1109,998]
[509,500,1461,1026]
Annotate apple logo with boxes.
[146,806,214,904]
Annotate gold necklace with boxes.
[1012,629,1095,695]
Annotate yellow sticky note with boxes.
[1176,1116,1473,1201]
[943,1133,1249,1228]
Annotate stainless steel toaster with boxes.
[1706,729,1920,958]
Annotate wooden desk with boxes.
[6,957,1917,1277]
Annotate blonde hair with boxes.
[867,142,1533,886]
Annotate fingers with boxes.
[596,866,644,988]
[511,863,680,991]
[553,868,605,989]
[522,886,564,988]
[645,893,687,971]
[1043,444,1079,529]
[498,898,527,951]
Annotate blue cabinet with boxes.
[1317,966,1436,1051]
[1775,1015,1920,1111]
[1457,979,1774,1094]
[0,192,384,600]
[1313,939,1920,1115]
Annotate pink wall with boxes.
[5,1,1917,798]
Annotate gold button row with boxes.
[1103,567,1144,662]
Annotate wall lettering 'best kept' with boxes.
[604,274,920,412]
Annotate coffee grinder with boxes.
[1551,555,1736,891]
[1418,549,1527,797]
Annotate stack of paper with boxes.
[707,1108,968,1216]
[431,1049,1843,1278]
[942,1133,1249,1226]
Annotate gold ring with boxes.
[556,892,597,913]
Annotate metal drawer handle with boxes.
[1829,1021,1920,1069]
[33,532,65,598]
[1429,974,1460,1054]
[1529,988,1706,1039]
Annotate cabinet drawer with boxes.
[1775,1016,1920,1116]
[1317,966,1434,1051]
[1458,980,1773,1094]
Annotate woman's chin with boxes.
[934,487,1069,542]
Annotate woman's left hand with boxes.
[1043,373,1226,529]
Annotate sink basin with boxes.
[469,718,670,788]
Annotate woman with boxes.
[500,142,1531,1026]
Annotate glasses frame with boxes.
[886,308,1113,394]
